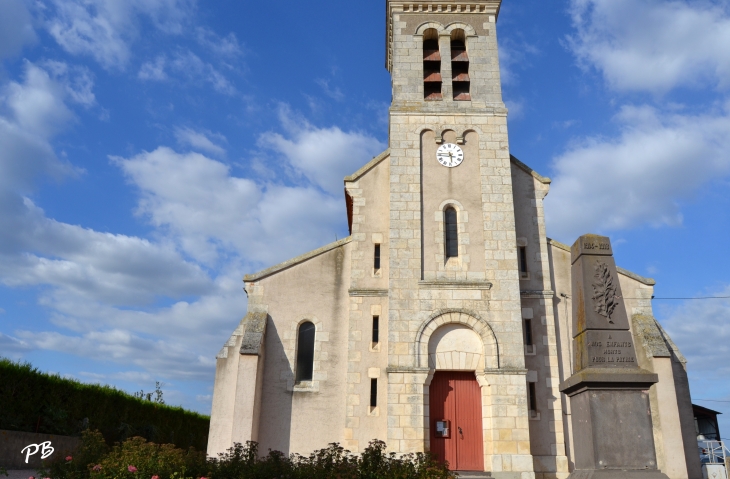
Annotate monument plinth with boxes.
[560,235,668,479]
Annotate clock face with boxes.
[436,143,464,168]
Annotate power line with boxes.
[621,297,730,300]
[694,399,730,403]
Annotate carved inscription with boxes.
[583,240,611,251]
[592,261,620,323]
[583,331,637,368]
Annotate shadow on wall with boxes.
[256,320,294,455]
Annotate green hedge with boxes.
[0,358,209,451]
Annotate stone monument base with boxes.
[568,470,670,479]
[561,368,669,479]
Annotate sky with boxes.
[0,0,728,438]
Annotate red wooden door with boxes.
[429,371,484,471]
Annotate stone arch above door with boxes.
[415,309,499,369]
[428,324,483,370]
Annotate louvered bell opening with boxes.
[453,82,471,101]
[424,70,442,82]
[425,83,443,101]
[451,48,469,62]
[451,40,468,61]
[453,72,470,82]
[423,50,441,61]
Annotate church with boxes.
[207,1,702,477]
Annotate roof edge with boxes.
[547,237,570,252]
[617,267,656,287]
[546,238,657,286]
[244,236,352,282]
[344,149,390,183]
[510,155,551,184]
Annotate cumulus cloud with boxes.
[545,104,730,241]
[113,146,343,266]
[174,127,227,156]
[44,0,194,70]
[568,0,730,93]
[259,105,386,194]
[17,329,216,381]
[0,0,37,59]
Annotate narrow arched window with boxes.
[444,207,458,259]
[295,321,315,382]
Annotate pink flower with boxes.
[128,466,138,473]
[152,476,160,479]
[66,456,73,461]
[93,465,102,472]
[28,476,35,479]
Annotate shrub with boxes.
[209,440,455,479]
[0,358,209,450]
[39,430,109,479]
[41,432,454,479]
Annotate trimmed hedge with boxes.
[0,358,209,451]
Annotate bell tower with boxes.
[384,2,536,477]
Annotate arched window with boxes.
[451,30,470,100]
[444,207,458,259]
[423,29,442,100]
[295,321,316,382]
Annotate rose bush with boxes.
[39,430,454,479]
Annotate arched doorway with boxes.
[430,371,484,471]
[427,323,485,472]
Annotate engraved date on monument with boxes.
[583,241,610,251]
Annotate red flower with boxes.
[128,466,138,473]
[66,456,73,461]
[152,476,160,479]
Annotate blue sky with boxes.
[0,0,729,437]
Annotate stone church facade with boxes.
[208,1,702,477]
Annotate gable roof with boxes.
[244,237,352,282]
[344,149,390,183]
[510,154,551,185]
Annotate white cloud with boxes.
[568,0,730,93]
[260,105,386,194]
[498,38,538,87]
[174,127,226,156]
[195,27,242,58]
[316,78,345,101]
[545,104,730,241]
[0,332,31,355]
[661,285,730,380]
[17,328,216,380]
[113,146,343,266]
[0,0,37,59]
[4,61,75,138]
[138,51,236,95]
[44,0,194,70]
[138,56,167,81]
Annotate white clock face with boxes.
[436,143,464,168]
